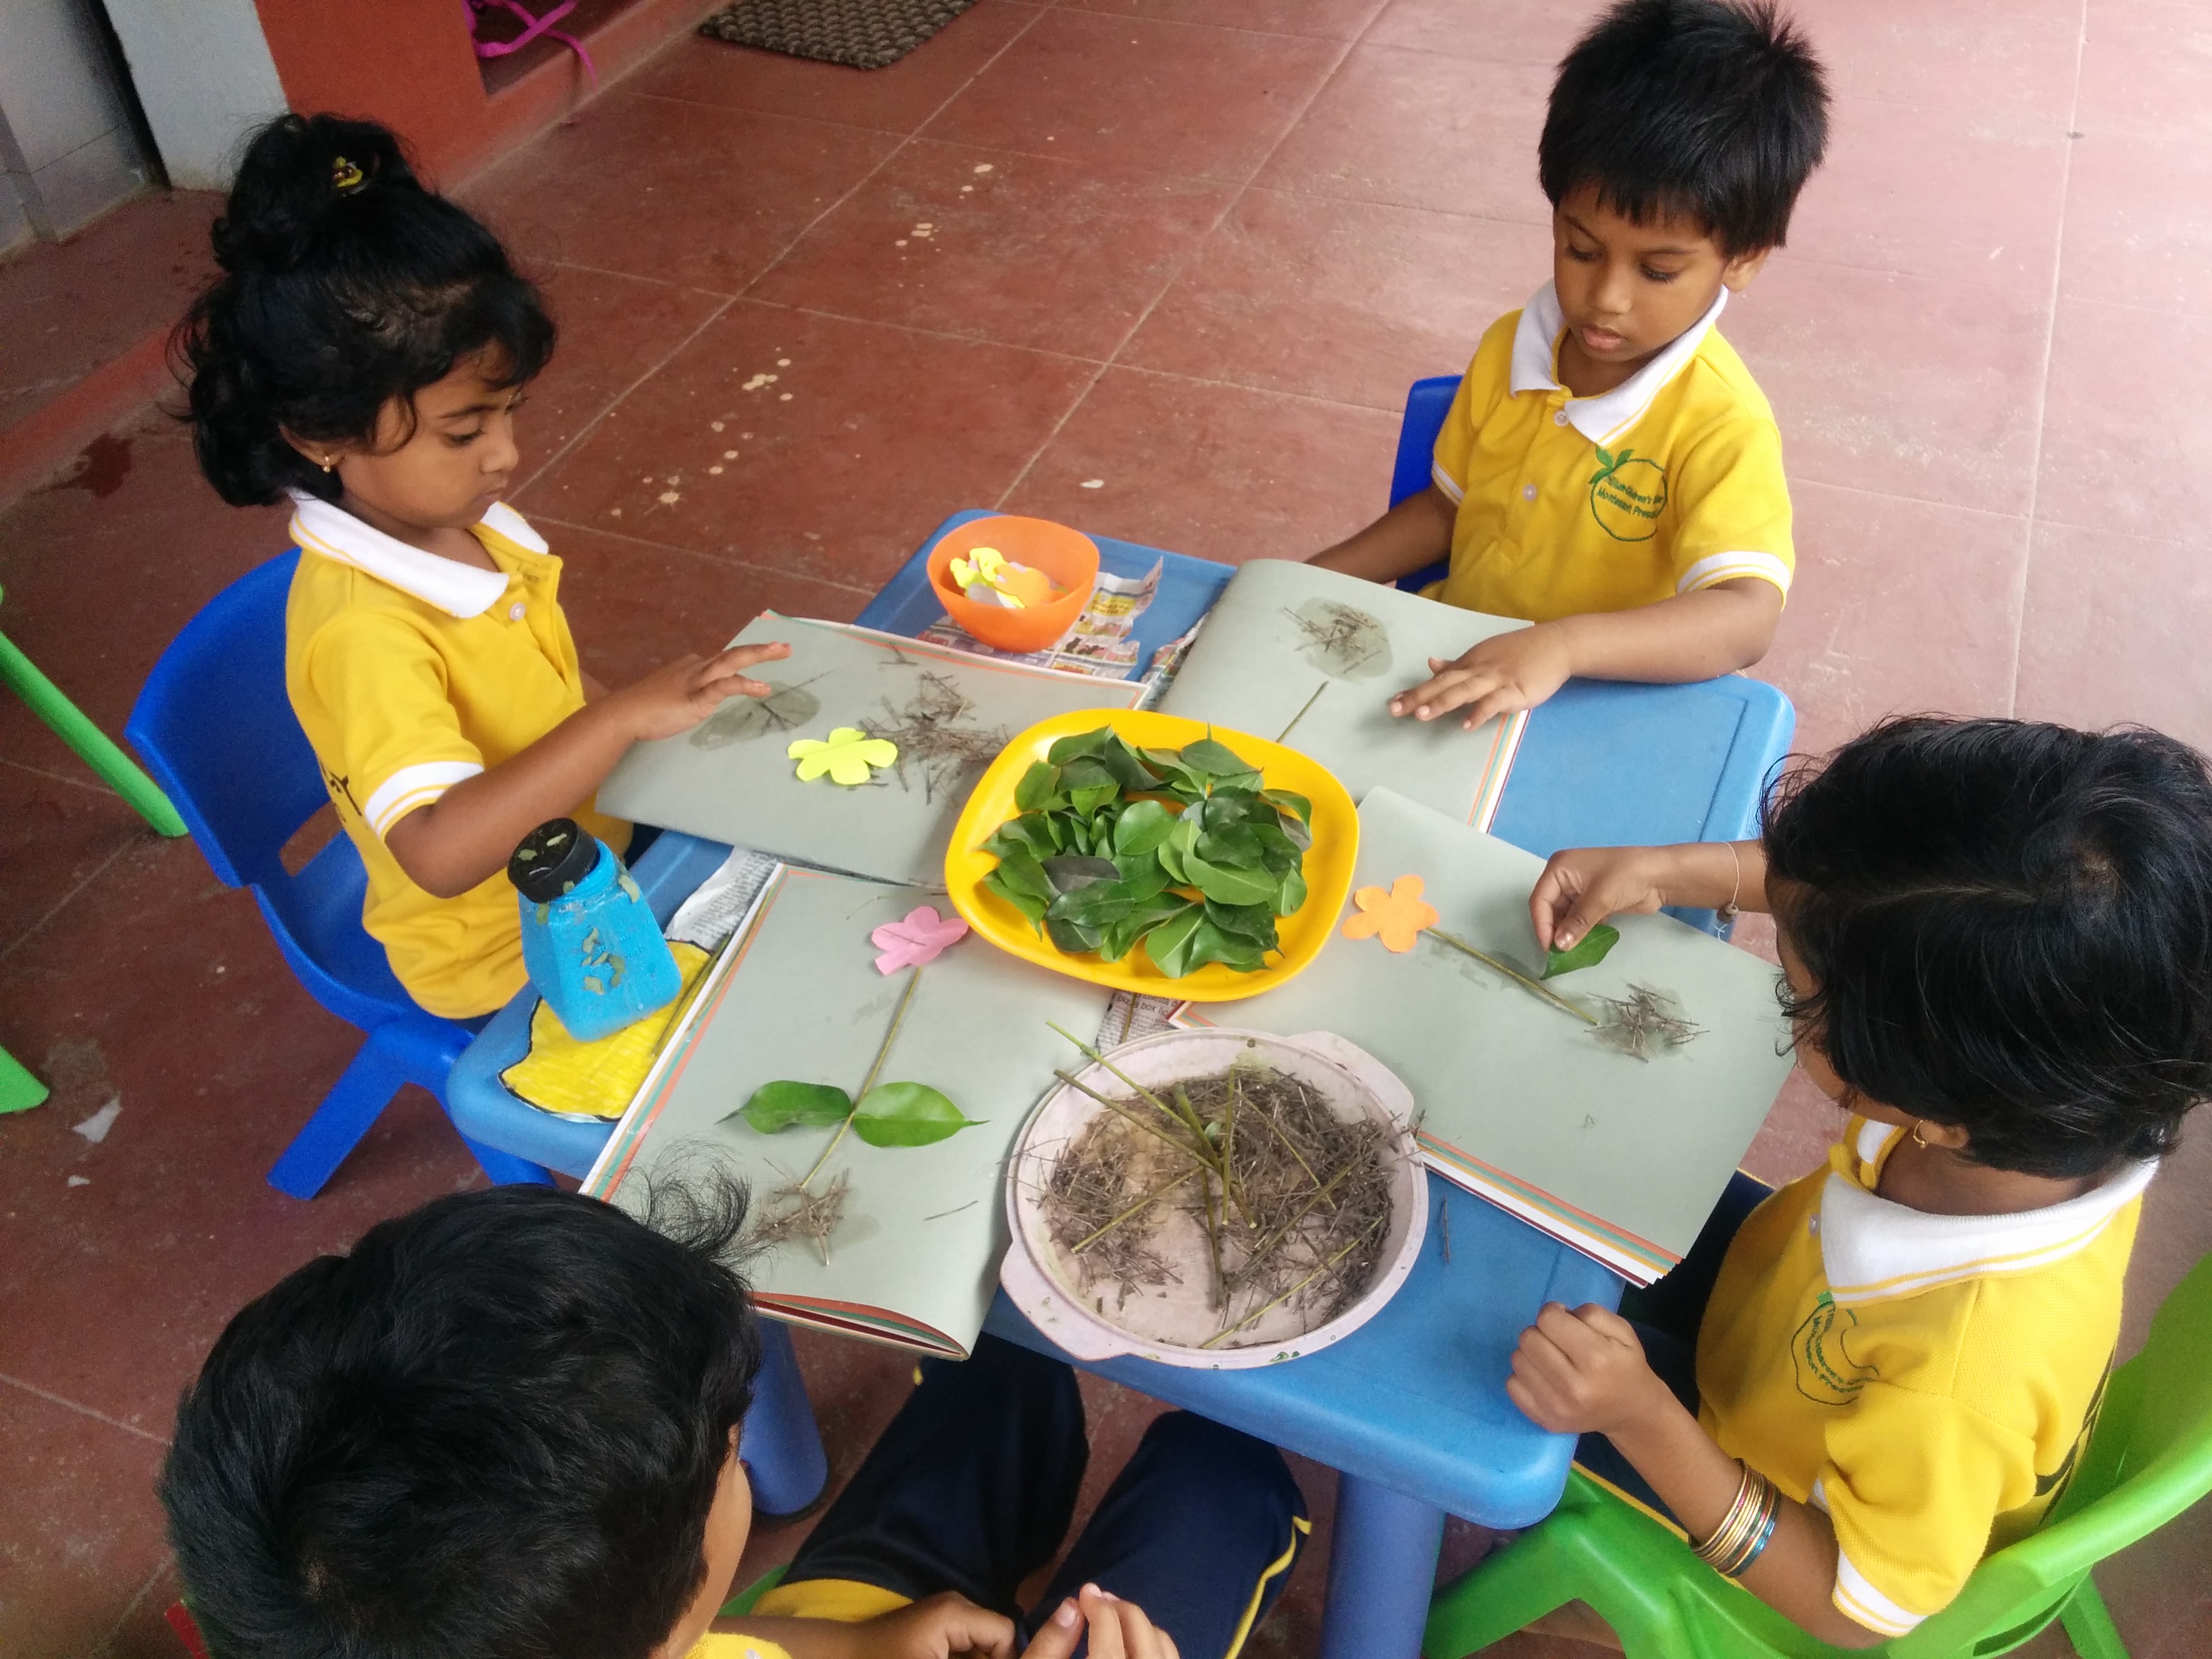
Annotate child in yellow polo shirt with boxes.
[1507,717,2212,1645]
[178,114,786,1019]
[1311,0,1829,733]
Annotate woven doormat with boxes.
[700,0,982,70]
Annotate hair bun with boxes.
[211,114,422,277]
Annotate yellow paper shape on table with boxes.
[788,726,899,785]
[501,941,714,1118]
[1342,875,1439,953]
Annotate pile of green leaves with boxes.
[980,728,1312,977]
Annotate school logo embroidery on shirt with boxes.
[1589,445,1668,541]
[321,762,361,818]
[1793,1291,1879,1405]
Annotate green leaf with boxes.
[1196,824,1267,870]
[1274,865,1308,918]
[1113,798,1176,857]
[1115,851,1174,901]
[1097,735,1162,793]
[1182,849,1280,907]
[1204,898,1278,945]
[851,1082,979,1148]
[1155,833,1191,886]
[1180,736,1256,777]
[1543,922,1620,979]
[1046,914,1103,954]
[993,847,1057,905]
[1151,914,1265,977]
[1047,729,1110,764]
[1049,880,1136,928]
[1595,444,1616,470]
[1042,854,1120,895]
[1015,761,1064,812]
[1261,788,1312,826]
[1143,905,1208,975]
[1070,782,1120,819]
[735,1080,851,1134]
[1100,893,1198,962]
[983,869,1048,930]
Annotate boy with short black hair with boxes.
[160,1181,1306,1659]
[1312,0,1828,733]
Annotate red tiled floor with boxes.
[630,2,1045,135]
[1256,45,1554,222]
[2035,296,2212,546]
[466,92,903,294]
[517,301,1099,586]
[750,140,1234,361]
[1002,367,1399,565]
[1122,188,1549,410]
[7,0,2212,1649]
[920,7,1345,184]
[0,192,219,434]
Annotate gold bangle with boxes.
[1691,1462,1759,1567]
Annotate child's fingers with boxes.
[1081,1586,1127,1659]
[1391,667,1490,722]
[1019,1597,1084,1659]
[1458,682,1528,731]
[718,640,791,672]
[1572,1303,1645,1348]
[1534,1300,1616,1364]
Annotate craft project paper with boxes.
[586,866,1113,1357]
[1157,560,1530,828]
[1176,788,1795,1284]
[600,615,1144,886]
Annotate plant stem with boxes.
[1049,1022,1191,1129]
[1427,928,1598,1025]
[1051,1069,1212,1169]
[1201,1215,1387,1349]
[1275,679,1328,743]
[800,968,922,1190]
[1071,1164,1203,1253]
[1227,1162,1357,1294]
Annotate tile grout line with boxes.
[99,1554,176,1655]
[990,6,1384,508]
[518,3,1053,503]
[0,1370,171,1447]
[527,509,879,595]
[0,840,135,966]
[0,752,121,798]
[735,5,1052,300]
[2004,0,2089,718]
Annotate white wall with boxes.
[102,0,287,191]
[0,0,155,234]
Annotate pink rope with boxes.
[466,0,598,85]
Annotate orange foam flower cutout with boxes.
[1340,875,1440,953]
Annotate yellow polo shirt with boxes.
[1696,1118,2151,1637]
[1428,282,1794,621]
[284,495,630,1019]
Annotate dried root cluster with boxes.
[861,672,1008,801]
[1040,1048,1396,1350]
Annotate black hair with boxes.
[159,1179,762,1659]
[1765,717,2212,1179]
[1539,0,1829,256]
[175,112,555,508]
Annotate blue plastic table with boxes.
[450,511,1795,1658]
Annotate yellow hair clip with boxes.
[331,155,367,194]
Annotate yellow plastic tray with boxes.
[944,709,1359,1002]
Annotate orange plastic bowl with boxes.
[927,515,1100,653]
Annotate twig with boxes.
[1427,928,1599,1025]
[923,1200,979,1223]
[1200,1216,1387,1349]
[1275,679,1328,743]
[1051,1069,1211,1169]
[1050,1023,1190,1128]
[800,968,922,1189]
[1072,1164,1202,1252]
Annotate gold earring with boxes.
[320,456,335,472]
[1910,1121,1929,1149]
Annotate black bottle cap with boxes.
[508,818,602,902]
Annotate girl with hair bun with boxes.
[176,114,787,1020]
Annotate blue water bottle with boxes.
[509,818,682,1041]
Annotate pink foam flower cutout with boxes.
[870,905,971,975]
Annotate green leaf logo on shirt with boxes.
[1792,1290,1880,1405]
[1589,445,1669,543]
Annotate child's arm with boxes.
[385,640,789,899]
[720,1584,1174,1659]
[1509,1302,1885,1648]
[1528,838,1766,953]
[1390,577,1783,730]
[1307,485,1458,585]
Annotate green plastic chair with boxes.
[0,1044,46,1113]
[0,582,186,837]
[1426,1252,2212,1659]
[720,1564,789,1619]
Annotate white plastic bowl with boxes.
[1002,1027,1427,1369]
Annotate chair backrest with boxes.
[1391,375,1460,594]
[125,550,324,890]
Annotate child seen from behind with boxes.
[1509,717,2212,1644]
[1312,0,1827,733]
[177,115,785,1019]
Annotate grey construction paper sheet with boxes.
[1157,560,1530,824]
[1184,787,1794,1281]
[592,865,1112,1356]
[599,615,1145,887]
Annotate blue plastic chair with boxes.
[125,550,554,1198]
[1391,373,1461,594]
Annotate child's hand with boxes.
[1528,845,1677,951]
[605,641,792,742]
[1507,1302,1674,1439]
[1388,623,1573,729]
[1023,1585,1179,1659]
[854,1589,1018,1657]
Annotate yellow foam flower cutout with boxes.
[788,726,899,786]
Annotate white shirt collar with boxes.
[1817,1119,2156,1305]
[287,492,547,619]
[1507,279,1728,447]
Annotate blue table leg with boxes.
[1321,1473,1447,1659]
[743,1320,830,1516]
